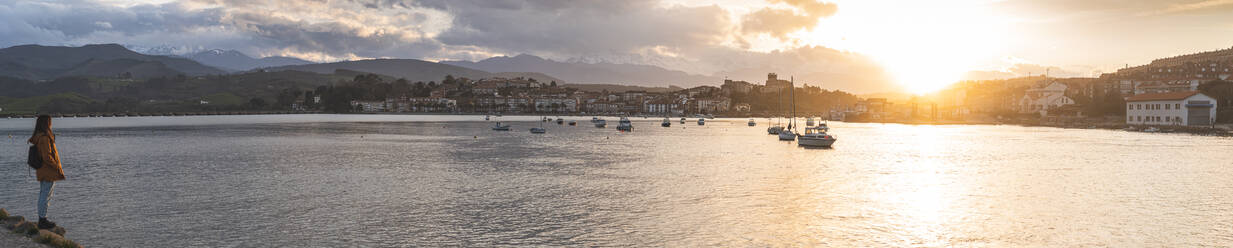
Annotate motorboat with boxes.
[1143,127,1161,133]
[767,126,783,134]
[591,117,600,123]
[594,119,607,128]
[797,127,836,147]
[747,119,756,126]
[679,117,686,124]
[568,121,577,126]
[661,118,671,127]
[556,118,564,125]
[492,122,511,131]
[485,115,490,121]
[778,129,797,140]
[697,118,706,125]
[617,117,633,131]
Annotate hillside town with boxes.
[838,46,1233,129]
[316,72,860,117]
[311,46,1233,131]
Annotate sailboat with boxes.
[531,116,546,133]
[778,76,798,141]
[767,85,785,135]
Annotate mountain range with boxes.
[442,54,718,87]
[261,59,565,84]
[0,44,224,80]
[0,44,883,93]
[184,49,314,72]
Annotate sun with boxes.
[797,0,1010,95]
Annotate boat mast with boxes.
[776,85,783,126]
[789,76,796,131]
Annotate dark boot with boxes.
[37,217,56,229]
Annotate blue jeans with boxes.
[38,181,54,218]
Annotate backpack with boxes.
[26,135,52,170]
[27,145,42,170]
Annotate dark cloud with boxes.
[411,0,732,59]
[220,11,441,59]
[0,1,220,44]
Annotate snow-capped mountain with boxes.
[183,49,314,72]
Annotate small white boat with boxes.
[767,126,783,135]
[797,127,836,147]
[595,119,607,128]
[697,118,706,125]
[617,117,633,131]
[492,122,511,131]
[1143,127,1161,133]
[661,118,671,127]
[747,119,756,126]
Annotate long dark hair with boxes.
[32,115,54,140]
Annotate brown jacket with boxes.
[28,133,65,182]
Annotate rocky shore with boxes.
[0,209,80,248]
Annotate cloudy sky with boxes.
[2,0,1232,93]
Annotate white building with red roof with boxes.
[1125,91,1216,126]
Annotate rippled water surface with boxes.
[0,114,1231,247]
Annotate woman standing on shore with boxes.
[29,115,65,229]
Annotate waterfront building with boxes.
[721,79,753,94]
[533,98,578,112]
[761,73,791,93]
[645,99,682,114]
[1018,82,1075,116]
[586,102,623,114]
[1125,91,1217,126]
[350,100,387,112]
[696,98,731,113]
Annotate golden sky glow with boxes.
[800,0,1011,94]
[7,0,1233,94]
